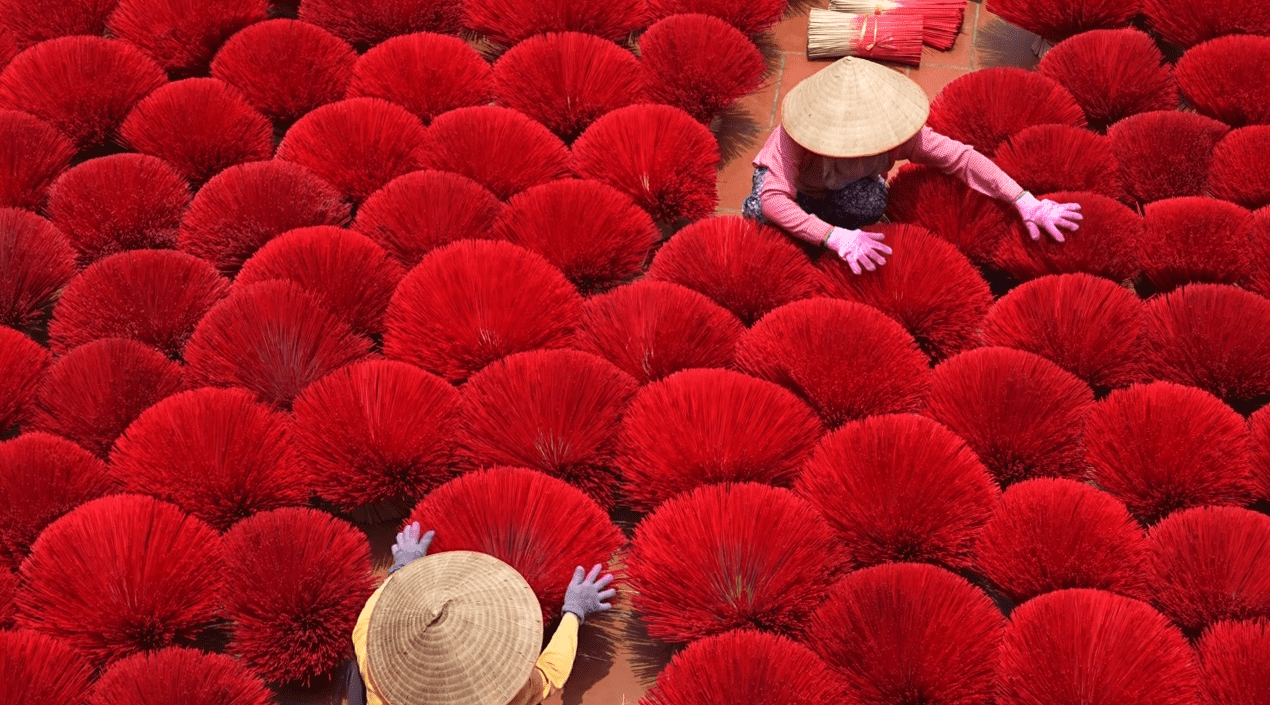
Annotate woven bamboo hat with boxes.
[781,56,930,158]
[367,551,543,705]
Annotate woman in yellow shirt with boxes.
[345,522,616,705]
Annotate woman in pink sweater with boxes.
[741,57,1082,275]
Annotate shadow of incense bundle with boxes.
[808,10,924,65]
[830,0,967,50]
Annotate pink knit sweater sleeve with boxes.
[897,127,1026,203]
[753,127,834,245]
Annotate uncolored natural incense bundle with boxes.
[807,9,924,66]
[831,0,968,50]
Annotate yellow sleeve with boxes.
[534,612,581,699]
[352,581,390,705]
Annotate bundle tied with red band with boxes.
[808,10,924,65]
[829,0,968,50]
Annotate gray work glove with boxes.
[561,564,615,623]
[389,522,434,575]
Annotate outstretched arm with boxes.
[529,565,616,703]
[901,127,1082,242]
[755,128,836,245]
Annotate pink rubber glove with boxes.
[1015,192,1082,243]
[826,227,892,275]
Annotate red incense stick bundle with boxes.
[808,9,924,66]
[831,0,967,51]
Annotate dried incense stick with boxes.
[829,0,967,50]
[807,9,925,65]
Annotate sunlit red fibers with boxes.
[494,32,641,144]
[87,647,272,705]
[0,629,93,705]
[735,298,931,428]
[996,589,1200,705]
[980,273,1144,390]
[572,104,720,223]
[355,170,500,269]
[30,338,184,458]
[1108,110,1230,206]
[1140,197,1254,293]
[277,97,428,203]
[641,630,848,705]
[107,0,267,74]
[235,226,405,339]
[491,179,657,293]
[992,190,1143,284]
[1143,0,1270,49]
[0,432,115,568]
[383,240,581,383]
[0,326,48,436]
[640,14,765,124]
[984,0,1140,42]
[0,569,12,628]
[0,208,75,334]
[184,280,371,410]
[924,347,1094,486]
[0,0,117,47]
[221,509,374,684]
[616,368,821,511]
[817,222,991,361]
[109,387,308,531]
[211,19,356,126]
[1250,210,1270,300]
[46,154,190,265]
[1252,407,1270,502]
[993,125,1121,199]
[798,413,997,571]
[1147,506,1270,634]
[973,478,1150,605]
[119,78,272,186]
[347,32,492,126]
[422,105,571,202]
[463,0,647,46]
[0,28,11,70]
[926,68,1086,157]
[459,350,636,509]
[15,494,224,668]
[885,163,1023,266]
[48,250,230,358]
[1175,35,1270,128]
[1196,619,1270,705]
[0,36,165,150]
[646,215,817,326]
[1140,284,1270,412]
[292,360,462,512]
[0,109,73,210]
[408,467,625,622]
[628,482,843,642]
[1209,126,1270,211]
[807,562,1004,705]
[646,0,787,35]
[178,160,350,275]
[574,280,745,385]
[1037,28,1176,130]
[300,0,462,47]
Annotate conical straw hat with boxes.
[781,56,930,158]
[367,551,543,705]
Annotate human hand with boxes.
[561,564,615,622]
[826,227,892,275]
[389,522,434,573]
[1015,192,1082,243]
